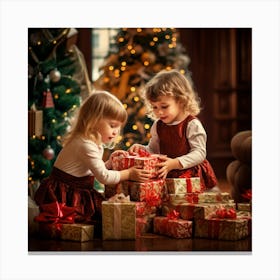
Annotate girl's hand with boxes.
[156,156,181,179]
[128,144,145,156]
[128,166,152,182]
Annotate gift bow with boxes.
[167,209,180,220]
[241,189,252,201]
[215,207,237,219]
[34,201,76,224]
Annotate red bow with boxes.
[34,201,76,224]
[241,189,252,201]
[167,209,180,220]
[215,207,237,219]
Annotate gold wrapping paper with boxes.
[198,192,231,203]
[194,218,249,241]
[102,201,136,240]
[38,223,94,242]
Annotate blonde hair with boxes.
[142,69,201,120]
[62,90,127,147]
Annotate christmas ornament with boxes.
[49,68,61,83]
[42,89,55,108]
[43,145,55,160]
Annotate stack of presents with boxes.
[29,151,252,242]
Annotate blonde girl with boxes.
[35,91,152,223]
[129,70,218,191]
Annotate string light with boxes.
[133,96,140,102]
[137,28,142,32]
[109,65,114,71]
[118,37,124,43]
[52,119,56,123]
[130,49,136,54]
[132,124,138,130]
[144,61,149,66]
[54,94,59,99]
[40,170,45,175]
[123,103,128,109]
[130,87,136,92]
[144,124,150,129]
[125,141,131,147]
[150,41,155,46]
[65,88,71,94]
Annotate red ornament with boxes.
[42,89,54,108]
[43,145,55,160]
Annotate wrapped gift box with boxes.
[136,213,156,237]
[162,201,236,221]
[136,201,157,217]
[102,200,136,240]
[120,179,165,204]
[153,216,193,238]
[166,177,201,194]
[237,203,252,212]
[104,183,130,198]
[38,223,94,242]
[194,217,249,241]
[111,153,160,178]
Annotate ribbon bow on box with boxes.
[214,206,237,219]
[34,201,77,224]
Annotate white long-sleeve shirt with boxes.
[54,137,120,184]
[144,118,207,169]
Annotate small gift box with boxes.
[102,193,136,240]
[194,218,249,241]
[153,215,193,239]
[39,223,94,242]
[194,207,249,241]
[198,192,232,203]
[237,203,252,212]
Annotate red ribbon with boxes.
[215,207,237,219]
[241,189,252,201]
[144,188,161,207]
[167,209,180,220]
[34,201,76,224]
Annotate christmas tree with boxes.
[28,28,91,184]
[93,28,191,150]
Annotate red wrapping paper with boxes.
[120,179,165,204]
[153,216,193,238]
[111,151,161,178]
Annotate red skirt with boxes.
[34,167,105,223]
[167,159,218,191]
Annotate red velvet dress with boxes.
[157,115,218,191]
[34,167,105,223]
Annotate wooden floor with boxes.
[28,234,251,252]
[28,178,252,253]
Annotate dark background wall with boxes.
[76,28,252,180]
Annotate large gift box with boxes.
[165,177,201,194]
[153,216,193,238]
[39,223,94,242]
[102,194,136,240]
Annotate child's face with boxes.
[150,96,185,124]
[95,118,122,144]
